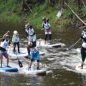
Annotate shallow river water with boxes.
[0,28,86,86]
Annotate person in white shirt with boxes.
[80,28,86,69]
[42,18,52,43]
[25,24,36,47]
[12,30,20,53]
[0,32,10,67]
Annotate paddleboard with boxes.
[0,66,18,72]
[21,67,47,75]
[19,62,47,75]
[37,39,65,48]
[7,48,45,58]
[75,64,86,73]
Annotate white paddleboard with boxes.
[19,62,47,75]
[7,48,28,57]
[22,67,47,75]
[75,64,86,73]
[7,48,45,58]
[37,39,65,48]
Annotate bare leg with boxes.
[3,52,9,67]
[0,58,3,67]
[37,62,39,70]
[81,61,84,69]
[29,61,33,69]
[0,54,3,67]
[7,58,9,67]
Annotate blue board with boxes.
[0,66,18,72]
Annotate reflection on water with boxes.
[43,70,82,86]
[0,73,45,86]
[0,70,83,86]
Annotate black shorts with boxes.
[0,47,6,52]
[32,41,36,47]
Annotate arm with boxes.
[3,31,10,39]
[25,28,29,37]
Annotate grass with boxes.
[0,0,85,34]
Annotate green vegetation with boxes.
[0,0,86,33]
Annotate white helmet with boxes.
[13,30,18,34]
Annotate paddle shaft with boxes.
[68,38,81,50]
[16,55,23,68]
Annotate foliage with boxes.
[0,0,85,32]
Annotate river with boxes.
[0,27,86,86]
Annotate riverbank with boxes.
[0,0,86,36]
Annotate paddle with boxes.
[9,44,23,68]
[17,56,23,68]
[16,53,23,68]
[67,38,81,50]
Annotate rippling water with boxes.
[0,27,86,86]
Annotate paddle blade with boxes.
[18,61,23,67]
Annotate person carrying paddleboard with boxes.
[0,31,10,67]
[12,30,20,53]
[80,27,86,69]
[27,43,40,70]
[42,17,52,44]
[25,23,36,47]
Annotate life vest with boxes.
[81,31,86,48]
[42,22,51,30]
[12,34,20,43]
[25,28,35,36]
[0,40,9,50]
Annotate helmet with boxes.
[13,30,18,34]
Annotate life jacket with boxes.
[12,34,20,43]
[0,40,9,50]
[25,28,35,36]
[42,22,51,30]
[81,31,86,42]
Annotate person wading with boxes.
[0,31,10,67]
[80,27,86,69]
[25,24,36,55]
[42,17,52,44]
[12,30,20,53]
[27,43,40,70]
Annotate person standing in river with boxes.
[80,27,86,69]
[27,43,40,70]
[25,23,36,56]
[12,30,20,53]
[42,17,52,44]
[0,31,10,67]
[25,23,36,47]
